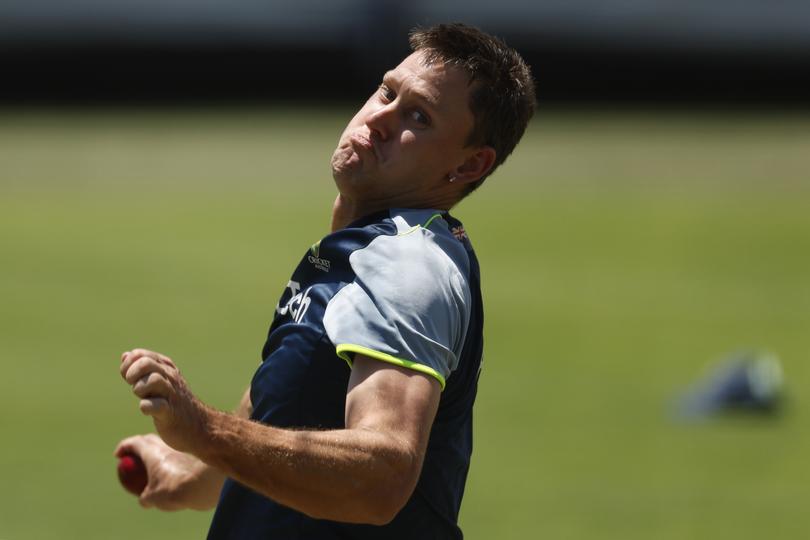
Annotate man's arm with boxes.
[114,385,253,510]
[121,348,441,524]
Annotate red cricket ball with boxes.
[117,452,148,495]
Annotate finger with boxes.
[132,372,173,400]
[140,487,183,512]
[139,488,155,509]
[138,492,154,509]
[124,356,169,386]
[140,482,169,511]
[130,348,173,365]
[140,397,169,417]
[120,349,154,379]
[120,349,173,378]
[115,434,165,462]
[114,435,147,457]
[120,351,138,379]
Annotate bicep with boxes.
[345,355,441,458]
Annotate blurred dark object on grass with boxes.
[675,351,785,421]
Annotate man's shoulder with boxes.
[327,208,470,274]
[353,209,470,279]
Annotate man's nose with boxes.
[365,103,396,142]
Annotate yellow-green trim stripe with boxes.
[422,213,443,229]
[397,225,420,237]
[396,213,444,236]
[335,344,446,390]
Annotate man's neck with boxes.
[330,194,365,232]
[330,194,407,232]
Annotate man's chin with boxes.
[333,169,382,198]
[330,146,364,176]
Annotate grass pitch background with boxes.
[1,108,809,539]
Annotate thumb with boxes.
[139,397,170,419]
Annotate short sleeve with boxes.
[323,227,471,390]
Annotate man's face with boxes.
[331,51,477,206]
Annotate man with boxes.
[116,23,535,539]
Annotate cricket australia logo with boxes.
[307,241,331,272]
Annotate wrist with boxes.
[192,405,231,466]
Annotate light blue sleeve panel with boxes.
[323,216,472,390]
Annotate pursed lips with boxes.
[348,132,379,161]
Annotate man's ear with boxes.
[450,146,497,185]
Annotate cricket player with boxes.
[117,23,535,539]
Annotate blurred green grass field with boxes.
[1,107,809,539]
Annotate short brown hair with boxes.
[409,23,536,193]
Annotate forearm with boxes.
[195,409,419,524]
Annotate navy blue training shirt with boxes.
[208,208,484,539]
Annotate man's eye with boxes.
[410,110,430,126]
[379,84,395,102]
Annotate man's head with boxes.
[408,23,536,193]
[331,23,535,211]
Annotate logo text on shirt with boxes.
[307,255,331,272]
[309,241,331,272]
[276,280,312,323]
